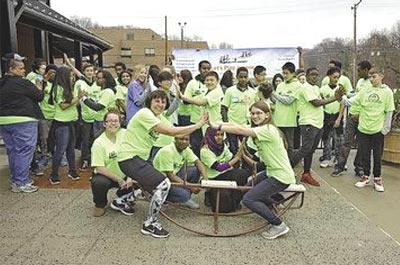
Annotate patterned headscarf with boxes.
[202,127,224,156]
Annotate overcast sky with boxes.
[51,0,400,49]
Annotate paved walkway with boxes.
[0,147,399,265]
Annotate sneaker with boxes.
[261,222,290,239]
[11,183,38,193]
[373,178,384,192]
[320,158,335,168]
[300,173,320,187]
[180,199,200,209]
[93,207,106,217]
[79,160,89,172]
[61,155,68,167]
[49,177,61,185]
[331,167,346,177]
[318,155,327,162]
[30,167,44,176]
[141,223,169,238]
[355,176,370,188]
[110,200,135,216]
[67,172,81,181]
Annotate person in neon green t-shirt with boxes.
[48,66,83,185]
[183,60,211,157]
[117,90,209,238]
[153,135,208,209]
[352,68,395,192]
[291,68,344,187]
[91,110,135,217]
[222,67,256,155]
[115,70,132,126]
[177,69,193,126]
[271,62,301,157]
[209,100,298,239]
[181,71,224,124]
[321,59,353,94]
[319,67,345,168]
[333,60,372,177]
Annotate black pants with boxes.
[91,173,131,208]
[290,125,322,172]
[357,131,384,178]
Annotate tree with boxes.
[70,16,101,29]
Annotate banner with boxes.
[172,47,299,79]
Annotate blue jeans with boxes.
[50,122,76,179]
[167,166,200,203]
[242,171,289,226]
[0,121,38,186]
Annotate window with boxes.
[126,33,134,40]
[145,48,155,57]
[121,47,132,58]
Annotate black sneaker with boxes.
[319,155,327,162]
[68,172,81,181]
[49,177,61,185]
[332,167,345,177]
[141,223,169,238]
[110,200,134,216]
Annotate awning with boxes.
[17,0,112,52]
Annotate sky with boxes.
[50,0,400,49]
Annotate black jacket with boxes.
[0,75,44,120]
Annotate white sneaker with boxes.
[180,199,200,209]
[262,222,290,239]
[355,176,370,188]
[11,183,38,193]
[320,158,335,168]
[373,178,384,192]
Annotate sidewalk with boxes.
[0,146,399,265]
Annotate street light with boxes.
[178,22,187,48]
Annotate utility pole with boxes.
[164,16,168,65]
[351,0,362,87]
[178,22,187,48]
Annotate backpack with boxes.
[209,188,241,213]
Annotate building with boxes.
[0,0,112,74]
[91,27,209,69]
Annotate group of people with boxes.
[0,52,395,240]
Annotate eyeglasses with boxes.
[105,120,119,123]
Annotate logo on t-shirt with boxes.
[109,151,117,159]
[367,93,381,104]
[149,130,160,141]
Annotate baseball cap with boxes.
[2,53,26,61]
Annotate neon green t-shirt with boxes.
[40,82,56,120]
[94,88,116,121]
[321,75,353,94]
[185,79,208,123]
[205,87,224,123]
[116,84,128,102]
[352,85,395,134]
[153,143,198,175]
[91,129,126,178]
[26,71,37,82]
[273,80,301,127]
[349,78,372,115]
[77,79,101,123]
[222,85,256,125]
[154,114,174,148]
[200,145,233,179]
[118,108,161,162]
[253,124,296,184]
[295,83,324,129]
[53,85,78,122]
[319,84,340,114]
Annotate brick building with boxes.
[91,27,209,69]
